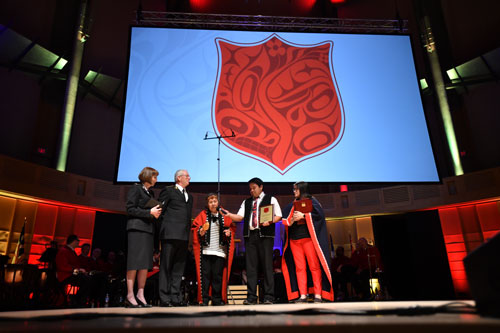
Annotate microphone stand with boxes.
[203,130,236,201]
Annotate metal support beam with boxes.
[56,0,89,172]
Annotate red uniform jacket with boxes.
[55,245,81,282]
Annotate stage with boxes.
[0,300,499,332]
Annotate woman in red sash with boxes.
[192,193,235,305]
[282,181,334,303]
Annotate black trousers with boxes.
[245,230,274,302]
[159,239,188,304]
[332,264,355,298]
[201,254,225,304]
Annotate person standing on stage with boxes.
[125,166,161,307]
[192,193,236,306]
[221,177,282,305]
[158,169,193,307]
[281,181,334,303]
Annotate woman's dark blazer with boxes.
[126,184,155,234]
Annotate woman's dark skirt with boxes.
[127,230,153,271]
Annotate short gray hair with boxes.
[174,169,186,183]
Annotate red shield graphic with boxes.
[212,34,344,174]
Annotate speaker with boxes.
[463,232,500,317]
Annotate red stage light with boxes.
[296,0,316,11]
[189,0,212,11]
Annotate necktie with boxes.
[252,199,258,228]
[182,189,187,202]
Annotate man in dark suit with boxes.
[158,169,193,306]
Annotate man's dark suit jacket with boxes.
[158,185,193,240]
[126,184,155,234]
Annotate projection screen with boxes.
[115,26,439,183]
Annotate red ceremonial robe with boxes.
[192,209,236,304]
[281,198,334,301]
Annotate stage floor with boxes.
[0,300,499,332]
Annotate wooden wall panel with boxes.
[0,196,16,254]
[476,202,500,241]
[29,203,59,265]
[8,200,37,259]
[54,207,76,244]
[438,199,500,297]
[438,207,469,296]
[73,209,95,242]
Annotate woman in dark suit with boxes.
[125,167,162,307]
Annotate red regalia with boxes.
[192,208,236,304]
[281,198,334,301]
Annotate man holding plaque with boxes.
[221,177,282,305]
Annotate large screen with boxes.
[116,26,439,183]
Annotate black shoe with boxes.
[212,301,225,306]
[243,299,257,305]
[171,300,188,307]
[294,297,307,304]
[159,301,173,307]
[136,298,152,308]
[124,299,141,308]
[263,299,274,305]
[313,297,322,303]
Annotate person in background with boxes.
[221,177,282,305]
[331,246,355,301]
[281,181,334,303]
[39,240,59,270]
[350,237,383,300]
[78,243,92,272]
[55,234,90,306]
[192,193,235,306]
[125,166,161,308]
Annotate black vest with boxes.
[243,194,274,238]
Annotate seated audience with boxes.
[78,243,93,272]
[55,235,91,306]
[331,246,355,301]
[350,237,383,300]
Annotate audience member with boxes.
[331,246,355,301]
[350,237,383,300]
[78,243,92,272]
[55,235,90,306]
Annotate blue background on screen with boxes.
[116,27,438,183]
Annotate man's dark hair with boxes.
[248,177,263,187]
[66,234,79,244]
[81,243,90,248]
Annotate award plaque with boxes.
[259,204,274,224]
[293,199,313,213]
